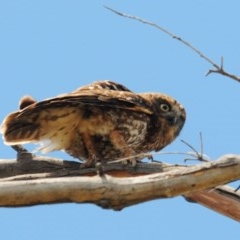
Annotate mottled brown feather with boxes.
[0,80,186,167]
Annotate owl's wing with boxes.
[16,80,149,115]
[17,79,153,116]
[25,90,153,115]
[0,83,153,145]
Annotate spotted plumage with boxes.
[0,80,186,167]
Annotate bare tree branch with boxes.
[105,6,240,83]
[0,154,176,179]
[0,154,240,221]
[185,185,240,222]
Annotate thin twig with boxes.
[105,6,240,83]
[180,133,210,162]
[106,150,209,165]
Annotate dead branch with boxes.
[0,154,240,222]
[105,6,240,83]
[185,185,240,222]
[0,154,177,179]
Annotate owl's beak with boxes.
[166,105,186,134]
[177,114,186,130]
[175,106,186,134]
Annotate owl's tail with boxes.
[0,111,40,145]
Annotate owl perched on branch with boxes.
[0,81,186,167]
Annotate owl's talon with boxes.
[131,159,137,167]
[121,159,137,167]
[122,160,128,165]
[95,162,104,176]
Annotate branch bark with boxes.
[185,185,240,222]
[0,154,240,221]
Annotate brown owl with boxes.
[0,81,186,167]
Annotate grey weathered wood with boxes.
[0,154,239,223]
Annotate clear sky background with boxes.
[0,1,239,239]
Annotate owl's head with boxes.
[140,92,186,149]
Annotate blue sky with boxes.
[0,1,240,239]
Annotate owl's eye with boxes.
[160,103,170,112]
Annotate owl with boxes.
[0,81,186,167]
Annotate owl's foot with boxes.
[80,155,100,168]
[95,162,104,176]
[122,159,137,167]
[80,132,101,168]
[80,159,105,176]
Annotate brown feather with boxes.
[0,80,186,167]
